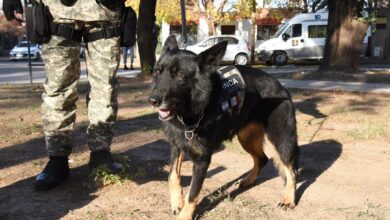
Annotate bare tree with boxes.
[190,0,229,35]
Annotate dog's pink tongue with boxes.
[159,109,170,119]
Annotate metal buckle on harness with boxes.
[66,27,74,40]
[51,23,59,35]
[101,28,108,39]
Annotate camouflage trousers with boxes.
[41,20,120,156]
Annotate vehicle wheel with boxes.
[234,54,248,65]
[272,52,287,66]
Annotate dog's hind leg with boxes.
[264,101,299,209]
[169,147,185,215]
[237,122,268,187]
[277,161,297,209]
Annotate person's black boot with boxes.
[89,150,122,173]
[124,65,129,70]
[35,156,70,190]
[130,64,134,70]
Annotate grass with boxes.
[347,120,389,141]
[201,197,270,220]
[89,156,132,186]
[328,200,390,220]
[357,200,384,219]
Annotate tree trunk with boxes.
[206,17,216,35]
[137,0,157,77]
[384,4,390,60]
[302,0,309,13]
[320,0,368,73]
[250,0,256,64]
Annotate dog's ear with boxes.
[161,35,179,55]
[197,41,227,66]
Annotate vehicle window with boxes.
[18,43,28,47]
[273,22,289,38]
[292,24,302,37]
[204,38,217,47]
[218,37,238,45]
[17,43,37,47]
[285,24,302,38]
[308,25,327,38]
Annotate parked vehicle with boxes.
[186,35,251,65]
[9,41,42,61]
[255,11,370,66]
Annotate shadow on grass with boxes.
[195,139,342,217]
[0,137,227,219]
[294,97,327,119]
[0,112,161,170]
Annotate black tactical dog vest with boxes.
[216,66,246,120]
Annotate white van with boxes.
[255,11,369,66]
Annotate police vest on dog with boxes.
[217,66,246,117]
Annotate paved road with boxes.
[0,61,323,84]
[1,60,390,94]
[0,60,140,84]
[280,79,390,94]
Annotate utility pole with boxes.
[23,0,33,84]
[180,0,188,49]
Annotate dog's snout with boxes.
[148,97,161,107]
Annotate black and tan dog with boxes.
[148,36,299,220]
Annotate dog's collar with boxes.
[177,111,204,141]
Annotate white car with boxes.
[9,41,42,61]
[186,35,251,65]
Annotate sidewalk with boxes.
[279,79,390,94]
[118,70,390,95]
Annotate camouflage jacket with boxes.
[42,0,121,22]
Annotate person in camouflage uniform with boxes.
[34,0,124,190]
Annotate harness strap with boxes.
[51,23,121,43]
[83,26,121,43]
[51,23,83,42]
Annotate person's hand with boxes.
[2,0,24,25]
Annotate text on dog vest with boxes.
[222,78,239,89]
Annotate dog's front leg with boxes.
[169,147,185,215]
[178,156,211,220]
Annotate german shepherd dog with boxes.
[148,36,299,220]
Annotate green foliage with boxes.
[89,156,132,186]
[142,64,154,75]
[234,0,254,19]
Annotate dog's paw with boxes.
[171,200,184,215]
[234,178,252,189]
[277,200,295,210]
[171,206,182,215]
[176,211,192,220]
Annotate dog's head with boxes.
[148,35,227,121]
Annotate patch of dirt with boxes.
[274,69,390,84]
[1,79,390,220]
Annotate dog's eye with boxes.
[177,71,185,80]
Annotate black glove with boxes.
[2,0,23,21]
[96,0,123,11]
[60,0,77,6]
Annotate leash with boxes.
[177,111,204,140]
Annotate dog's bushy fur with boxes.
[149,35,299,220]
